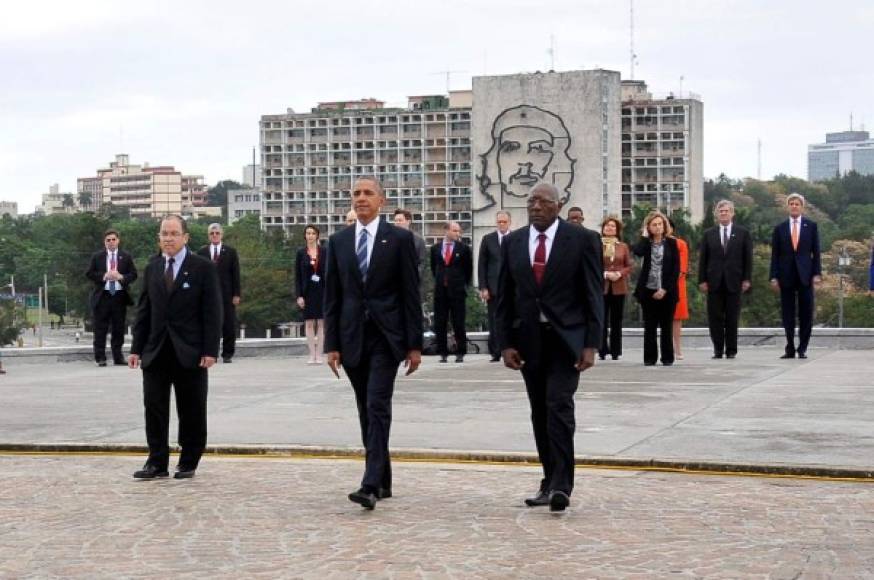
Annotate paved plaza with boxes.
[1,454,873,578]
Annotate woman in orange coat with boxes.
[670,218,689,360]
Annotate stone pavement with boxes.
[1,454,872,578]
[1,348,873,473]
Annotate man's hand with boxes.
[326,351,341,379]
[741,280,751,293]
[404,350,422,376]
[502,348,523,370]
[653,288,666,300]
[128,354,140,369]
[575,348,596,372]
[698,282,709,293]
[232,296,241,306]
[813,275,823,286]
[479,289,490,302]
[199,356,216,369]
[770,279,780,292]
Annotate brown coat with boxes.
[602,242,632,295]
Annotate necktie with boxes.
[357,229,369,281]
[791,220,799,251]
[109,252,118,295]
[443,243,453,266]
[164,257,175,292]
[721,227,728,251]
[533,233,547,286]
[212,245,219,262]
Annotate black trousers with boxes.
[343,324,398,492]
[433,288,467,357]
[221,300,237,358]
[780,282,814,355]
[707,285,741,356]
[92,291,128,362]
[600,292,625,359]
[486,296,499,358]
[142,340,208,471]
[640,289,676,365]
[521,325,580,496]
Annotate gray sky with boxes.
[2,0,872,212]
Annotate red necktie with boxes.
[110,253,117,271]
[533,233,547,286]
[443,243,452,266]
[212,245,220,262]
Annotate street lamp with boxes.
[837,247,852,328]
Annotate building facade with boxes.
[243,163,262,188]
[36,184,78,215]
[808,131,874,181]
[0,201,18,218]
[228,187,262,224]
[78,154,207,218]
[260,95,472,245]
[620,80,704,223]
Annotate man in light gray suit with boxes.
[478,210,511,362]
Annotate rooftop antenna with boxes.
[431,70,466,93]
[629,0,637,79]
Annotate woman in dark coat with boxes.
[633,211,680,366]
[296,225,326,364]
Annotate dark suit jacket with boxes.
[196,244,241,302]
[85,249,139,309]
[698,224,753,292]
[294,246,326,298]
[769,217,822,288]
[430,240,473,299]
[496,220,604,365]
[323,218,423,367]
[477,231,504,296]
[131,249,223,370]
[632,237,680,301]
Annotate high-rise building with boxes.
[242,163,262,188]
[259,94,472,245]
[77,154,206,218]
[620,80,704,223]
[808,130,874,181]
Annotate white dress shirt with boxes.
[104,250,120,291]
[720,223,733,246]
[210,243,222,260]
[355,217,381,265]
[528,219,560,265]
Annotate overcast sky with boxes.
[2,0,872,212]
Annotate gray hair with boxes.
[713,199,735,214]
[208,223,223,232]
[495,210,511,222]
[786,192,806,206]
[530,182,560,203]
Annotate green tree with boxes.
[0,298,21,345]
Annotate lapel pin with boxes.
[381,239,387,243]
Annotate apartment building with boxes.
[259,93,472,245]
[0,201,18,218]
[808,130,874,181]
[620,80,704,223]
[228,187,261,224]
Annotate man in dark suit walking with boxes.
[85,229,138,366]
[430,221,473,362]
[478,210,512,362]
[698,200,753,359]
[128,215,222,480]
[324,177,422,510]
[769,193,822,359]
[497,183,603,512]
[197,223,241,363]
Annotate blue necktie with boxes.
[357,229,369,281]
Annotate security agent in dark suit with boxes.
[478,210,512,361]
[769,193,822,359]
[430,221,473,362]
[496,183,604,512]
[128,215,222,480]
[698,200,753,359]
[85,229,138,366]
[196,223,241,363]
[324,177,423,510]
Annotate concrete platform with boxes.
[1,346,872,475]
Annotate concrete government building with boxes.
[808,130,874,181]
[259,69,703,248]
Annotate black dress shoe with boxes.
[133,464,169,479]
[96,360,107,367]
[524,490,550,507]
[612,355,620,361]
[376,488,392,500]
[455,355,464,363]
[548,490,570,512]
[598,354,606,361]
[726,353,736,359]
[712,354,723,359]
[174,468,196,479]
[797,352,807,359]
[490,356,500,362]
[223,357,233,363]
[348,488,377,510]
[439,356,448,363]
[780,353,795,359]
[113,359,126,366]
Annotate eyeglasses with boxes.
[209,231,222,235]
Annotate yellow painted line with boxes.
[0,449,870,483]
